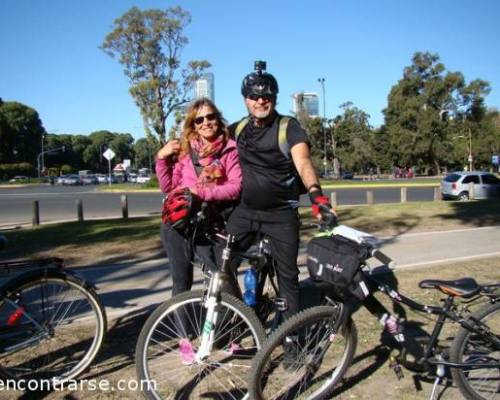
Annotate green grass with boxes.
[2,199,499,267]
[320,177,440,188]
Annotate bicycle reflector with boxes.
[7,306,25,326]
[162,187,200,230]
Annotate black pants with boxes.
[160,224,217,296]
[225,205,301,321]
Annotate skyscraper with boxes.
[194,73,215,101]
[292,92,319,118]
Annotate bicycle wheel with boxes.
[249,305,357,400]
[136,289,266,399]
[0,271,106,383]
[450,301,500,400]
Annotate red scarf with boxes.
[190,136,226,186]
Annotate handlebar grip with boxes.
[371,249,396,268]
[318,204,338,227]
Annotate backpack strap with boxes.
[278,116,291,159]
[190,148,203,176]
[234,115,291,160]
[234,117,250,138]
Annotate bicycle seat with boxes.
[419,277,481,298]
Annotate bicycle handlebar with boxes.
[318,204,338,228]
[371,249,396,268]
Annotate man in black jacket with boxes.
[227,61,334,321]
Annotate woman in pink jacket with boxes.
[156,98,242,296]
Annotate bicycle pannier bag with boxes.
[307,235,370,300]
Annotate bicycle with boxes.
[248,223,500,400]
[0,235,107,385]
[135,205,289,400]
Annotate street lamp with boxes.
[37,146,65,178]
[317,77,327,177]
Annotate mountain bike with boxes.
[0,235,107,385]
[248,223,500,400]
[135,205,290,400]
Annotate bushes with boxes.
[0,163,34,180]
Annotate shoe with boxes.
[179,338,195,365]
[282,337,302,372]
[222,342,241,355]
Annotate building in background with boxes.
[292,92,319,119]
[194,73,215,101]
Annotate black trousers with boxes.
[225,205,301,320]
[160,224,217,296]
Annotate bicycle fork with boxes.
[196,237,234,362]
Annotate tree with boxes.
[0,101,45,165]
[333,102,375,173]
[383,51,490,174]
[134,137,158,170]
[101,6,210,144]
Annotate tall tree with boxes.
[334,102,374,173]
[101,6,210,144]
[383,51,490,174]
[0,101,45,165]
[133,137,158,170]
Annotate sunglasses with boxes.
[247,93,274,102]
[194,112,218,125]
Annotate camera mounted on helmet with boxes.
[241,60,279,99]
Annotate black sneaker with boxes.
[283,337,302,371]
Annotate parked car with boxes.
[441,171,500,200]
[136,174,151,184]
[128,173,138,183]
[341,171,354,180]
[96,174,108,184]
[55,175,67,185]
[9,176,29,183]
[63,174,81,186]
[80,174,98,185]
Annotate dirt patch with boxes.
[2,257,498,399]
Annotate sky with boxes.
[1,0,499,140]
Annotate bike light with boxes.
[7,306,25,326]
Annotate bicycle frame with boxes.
[366,273,500,370]
[195,231,280,361]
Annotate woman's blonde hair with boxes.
[179,98,229,157]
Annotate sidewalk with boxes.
[76,225,500,321]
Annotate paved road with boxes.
[0,184,436,227]
[74,225,500,321]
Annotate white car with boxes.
[441,171,500,200]
[128,173,138,183]
[136,174,151,184]
[95,174,108,184]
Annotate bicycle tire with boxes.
[135,289,266,400]
[0,270,106,383]
[248,305,357,400]
[450,301,500,400]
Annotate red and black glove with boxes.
[309,187,337,226]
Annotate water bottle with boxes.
[243,268,258,307]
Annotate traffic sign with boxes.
[103,148,115,161]
[493,155,499,165]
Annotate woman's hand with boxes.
[156,140,180,160]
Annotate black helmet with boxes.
[241,60,279,98]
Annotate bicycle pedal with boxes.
[274,297,288,312]
[389,355,404,380]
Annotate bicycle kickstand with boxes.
[429,356,446,400]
